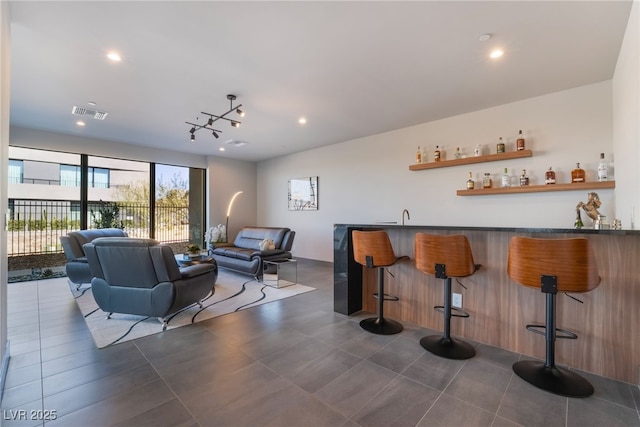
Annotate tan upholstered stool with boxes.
[352,230,408,335]
[415,233,479,360]
[508,236,601,397]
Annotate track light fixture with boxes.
[185,94,244,141]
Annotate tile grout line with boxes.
[132,339,203,427]
[36,279,45,426]
[493,367,516,427]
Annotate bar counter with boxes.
[334,224,640,384]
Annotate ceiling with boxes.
[8,1,633,162]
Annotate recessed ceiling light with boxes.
[478,34,492,42]
[219,147,225,152]
[298,117,307,125]
[490,49,504,59]
[107,52,122,62]
[76,120,85,127]
[88,101,96,106]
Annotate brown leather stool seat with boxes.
[508,236,601,397]
[352,230,408,335]
[415,233,479,360]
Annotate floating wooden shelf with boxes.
[409,149,533,171]
[457,180,615,196]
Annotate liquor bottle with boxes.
[454,147,462,159]
[574,209,584,229]
[482,173,492,189]
[466,172,474,190]
[497,137,505,154]
[571,162,585,183]
[474,144,481,157]
[434,145,441,162]
[416,146,422,164]
[501,167,510,187]
[598,153,608,182]
[545,167,556,185]
[516,130,525,151]
[519,169,529,186]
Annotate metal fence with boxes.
[7,199,190,256]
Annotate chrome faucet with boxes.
[402,209,410,225]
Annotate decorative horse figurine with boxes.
[576,192,602,221]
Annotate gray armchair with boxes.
[60,228,128,286]
[83,237,217,329]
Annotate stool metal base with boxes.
[513,360,594,398]
[420,335,476,360]
[360,317,403,335]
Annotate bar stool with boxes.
[508,236,601,397]
[415,233,479,360]
[352,230,408,335]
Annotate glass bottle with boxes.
[571,162,585,183]
[416,146,422,164]
[545,166,556,185]
[497,137,505,154]
[434,145,441,162]
[466,172,474,190]
[519,169,529,186]
[454,147,462,159]
[598,153,608,182]
[516,130,525,151]
[474,144,481,157]
[501,167,510,187]
[574,209,584,229]
[483,173,492,189]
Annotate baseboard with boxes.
[0,340,10,406]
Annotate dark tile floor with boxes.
[2,258,639,426]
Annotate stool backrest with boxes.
[352,230,397,268]
[507,237,600,293]
[415,233,476,277]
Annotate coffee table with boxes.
[175,254,215,267]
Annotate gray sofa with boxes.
[60,228,128,286]
[84,237,217,329]
[210,226,295,278]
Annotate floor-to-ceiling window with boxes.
[87,155,150,238]
[7,147,81,256]
[154,164,205,246]
[7,146,205,257]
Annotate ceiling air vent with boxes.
[71,106,109,120]
[224,139,248,147]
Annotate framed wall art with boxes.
[288,176,318,211]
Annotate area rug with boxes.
[71,270,315,348]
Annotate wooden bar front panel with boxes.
[358,227,640,384]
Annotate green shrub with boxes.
[28,218,47,231]
[90,200,124,230]
[7,219,26,231]
[50,218,70,230]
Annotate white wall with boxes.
[0,0,10,393]
[207,156,257,242]
[613,0,640,229]
[258,81,616,262]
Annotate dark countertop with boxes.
[333,223,640,235]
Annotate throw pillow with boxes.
[259,239,275,251]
